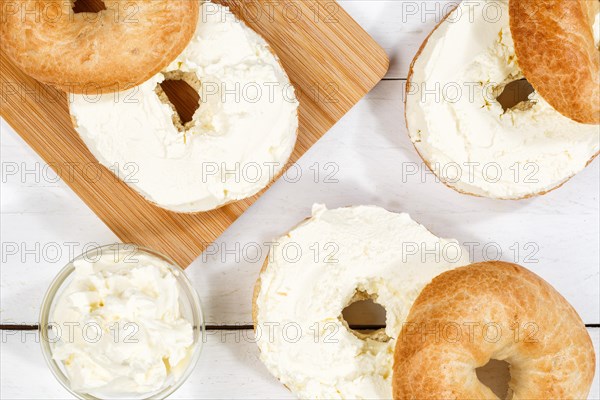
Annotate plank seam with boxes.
[2,324,600,331]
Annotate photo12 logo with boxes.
[1,1,139,24]
[202,1,340,25]
[40,321,140,345]
[198,161,339,186]
[1,161,139,185]
[401,320,540,344]
[400,240,540,265]
[201,240,340,265]
[400,161,540,186]
[1,242,143,265]
[205,321,341,345]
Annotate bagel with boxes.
[405,0,600,199]
[392,261,595,399]
[69,2,299,212]
[253,204,470,398]
[509,0,600,124]
[0,0,199,93]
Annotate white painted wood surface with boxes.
[1,329,599,399]
[1,1,599,398]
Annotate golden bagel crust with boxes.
[251,257,268,329]
[0,0,199,93]
[509,0,600,124]
[404,4,600,200]
[392,261,595,399]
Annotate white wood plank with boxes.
[0,329,292,399]
[340,0,457,79]
[1,328,598,399]
[2,81,599,325]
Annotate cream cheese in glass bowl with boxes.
[39,244,204,399]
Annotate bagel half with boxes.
[68,2,299,213]
[405,0,600,200]
[0,0,199,93]
[510,0,600,124]
[253,205,471,398]
[393,261,595,399]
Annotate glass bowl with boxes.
[39,243,205,399]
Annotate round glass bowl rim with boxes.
[38,243,205,400]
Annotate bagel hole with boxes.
[341,291,389,342]
[156,71,201,132]
[72,0,106,13]
[476,359,512,400]
[496,79,535,112]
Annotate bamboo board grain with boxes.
[0,0,389,267]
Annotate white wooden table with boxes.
[1,1,599,398]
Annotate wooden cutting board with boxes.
[0,0,389,267]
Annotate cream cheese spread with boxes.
[51,251,194,396]
[255,204,470,399]
[406,0,599,199]
[70,1,299,212]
